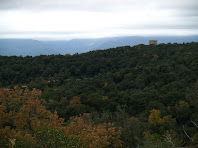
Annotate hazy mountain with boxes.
[0,39,57,56]
[0,36,198,56]
[42,38,110,54]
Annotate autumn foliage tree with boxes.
[148,109,166,126]
[0,87,65,147]
[0,87,123,147]
[64,113,123,148]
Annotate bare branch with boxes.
[183,125,194,142]
[191,121,198,128]
[163,134,175,147]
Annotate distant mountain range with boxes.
[0,36,198,56]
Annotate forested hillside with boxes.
[0,42,198,147]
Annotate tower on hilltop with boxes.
[149,40,157,45]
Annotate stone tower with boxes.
[149,40,157,45]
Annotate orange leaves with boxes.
[66,96,81,109]
[148,109,165,126]
[0,104,13,128]
[0,87,67,147]
[48,110,65,129]
[163,116,169,122]
[0,87,64,133]
[0,87,42,111]
[0,87,123,147]
[14,97,64,132]
[167,106,171,111]
[64,114,123,148]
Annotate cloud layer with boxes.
[0,0,198,40]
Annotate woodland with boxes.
[0,42,198,147]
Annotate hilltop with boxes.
[0,42,198,147]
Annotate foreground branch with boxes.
[191,121,198,128]
[183,125,194,142]
[163,134,175,147]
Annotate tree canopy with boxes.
[0,42,198,147]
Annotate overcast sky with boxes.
[0,0,198,40]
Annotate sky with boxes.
[0,0,198,40]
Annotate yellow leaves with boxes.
[104,82,108,87]
[148,109,165,126]
[65,53,71,56]
[9,138,16,148]
[152,54,159,61]
[178,101,189,108]
[102,96,108,100]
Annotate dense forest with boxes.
[0,42,198,147]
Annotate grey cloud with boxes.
[0,31,87,35]
[174,9,198,17]
[158,0,198,10]
[0,0,197,39]
[117,22,198,30]
[156,0,198,17]
[0,0,34,10]
[0,0,128,11]
[0,0,178,11]
[0,0,197,15]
